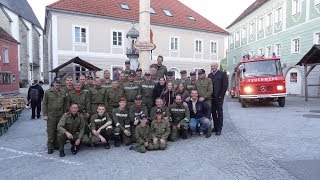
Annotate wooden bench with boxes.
[0,118,8,136]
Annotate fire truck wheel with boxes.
[240,99,247,108]
[278,97,285,107]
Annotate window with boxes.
[170,37,179,50]
[3,48,9,63]
[74,26,86,43]
[266,13,272,27]
[236,31,240,41]
[292,38,300,53]
[250,23,255,35]
[242,27,247,38]
[150,7,156,14]
[250,50,254,57]
[275,8,282,23]
[259,17,264,30]
[0,73,12,84]
[315,32,320,44]
[113,31,122,46]
[266,46,272,57]
[188,16,196,21]
[275,44,281,56]
[230,34,234,44]
[120,3,129,10]
[163,9,173,17]
[11,74,16,83]
[195,40,202,53]
[210,41,217,54]
[292,0,301,15]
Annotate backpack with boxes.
[29,88,39,101]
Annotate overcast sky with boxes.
[27,0,256,29]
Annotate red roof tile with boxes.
[227,0,269,29]
[47,0,227,34]
[0,27,19,44]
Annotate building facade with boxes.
[0,27,19,94]
[45,0,228,81]
[227,0,320,97]
[0,0,45,85]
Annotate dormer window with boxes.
[150,7,156,14]
[188,16,196,21]
[120,3,129,10]
[163,9,172,17]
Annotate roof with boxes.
[50,56,102,73]
[0,26,19,44]
[296,45,320,66]
[126,26,139,38]
[0,0,42,29]
[227,0,269,29]
[47,0,227,34]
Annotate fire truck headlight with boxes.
[244,86,253,94]
[277,85,284,91]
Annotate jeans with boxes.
[190,117,210,133]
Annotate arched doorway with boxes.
[168,67,180,79]
[285,67,302,95]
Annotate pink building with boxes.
[0,27,19,95]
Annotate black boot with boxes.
[48,149,54,154]
[104,141,110,149]
[205,129,212,138]
[59,150,65,157]
[114,136,121,147]
[71,145,78,155]
[181,129,188,139]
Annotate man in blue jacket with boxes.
[186,89,211,138]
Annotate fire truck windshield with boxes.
[242,60,282,77]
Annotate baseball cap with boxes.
[155,108,163,114]
[190,71,196,76]
[54,77,62,84]
[166,71,173,76]
[145,72,151,76]
[135,95,142,101]
[136,68,142,72]
[129,72,136,76]
[140,114,147,119]
[198,69,205,75]
[87,75,93,79]
[125,60,131,64]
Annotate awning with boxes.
[50,56,102,73]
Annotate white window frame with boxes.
[275,8,282,23]
[266,13,272,27]
[170,36,179,51]
[259,17,264,31]
[3,47,9,63]
[195,39,203,53]
[292,38,300,53]
[235,31,240,41]
[250,50,254,58]
[275,43,282,57]
[73,25,88,44]
[150,7,156,14]
[314,32,320,44]
[120,3,130,10]
[210,41,218,55]
[266,45,272,57]
[163,9,173,17]
[112,30,123,47]
[292,0,301,15]
[230,34,234,44]
[242,27,247,38]
[250,23,255,35]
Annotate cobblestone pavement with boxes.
[1,96,318,179]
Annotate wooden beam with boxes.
[306,65,316,77]
[304,65,308,101]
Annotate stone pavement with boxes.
[0,96,319,179]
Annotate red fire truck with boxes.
[230,54,286,108]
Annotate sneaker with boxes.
[47,149,54,154]
[104,142,110,149]
[199,132,204,136]
[71,145,78,155]
[215,131,221,136]
[59,150,65,157]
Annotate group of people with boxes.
[40,55,228,157]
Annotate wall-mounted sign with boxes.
[134,41,156,51]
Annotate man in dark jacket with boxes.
[186,89,211,138]
[208,62,228,136]
[27,79,44,119]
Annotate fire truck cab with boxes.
[230,54,286,108]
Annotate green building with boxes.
[227,0,320,97]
